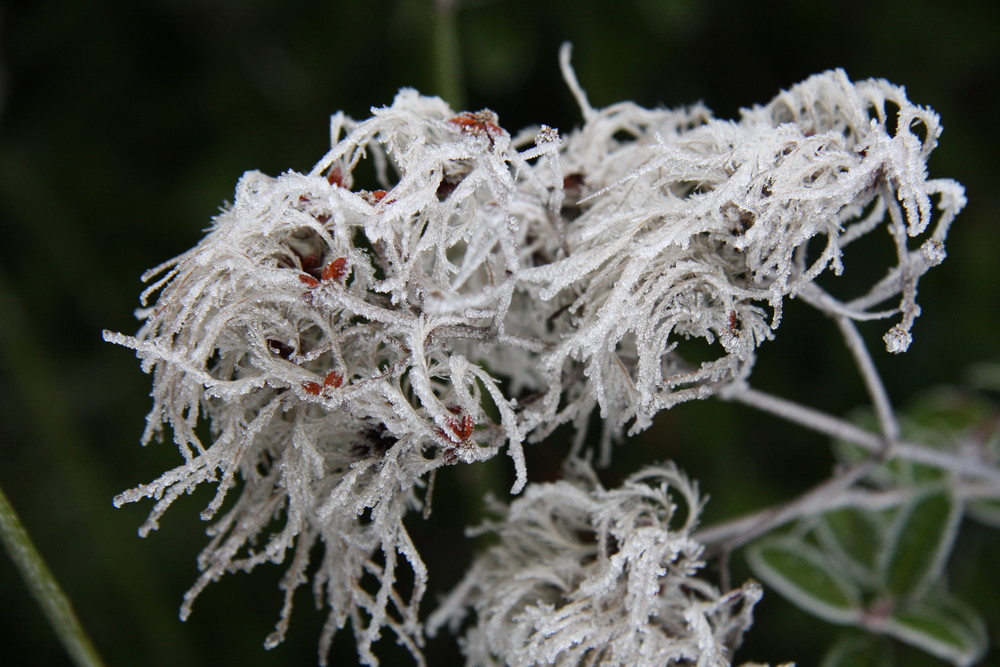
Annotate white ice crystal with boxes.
[106,46,960,665]
[427,463,764,666]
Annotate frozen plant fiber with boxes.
[106,45,962,665]
[427,463,765,666]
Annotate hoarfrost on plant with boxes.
[106,45,962,665]
[427,463,764,666]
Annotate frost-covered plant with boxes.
[427,463,764,666]
[106,44,983,666]
[103,91,554,664]
[521,53,963,458]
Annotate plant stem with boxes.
[0,483,107,667]
[726,385,1000,487]
[431,0,464,110]
[693,460,874,550]
[835,315,900,445]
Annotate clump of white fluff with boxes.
[106,44,960,665]
[428,463,765,667]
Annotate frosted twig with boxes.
[834,315,900,446]
[726,386,1000,487]
[692,461,875,549]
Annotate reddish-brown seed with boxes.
[302,381,322,395]
[360,189,390,205]
[323,370,343,388]
[449,111,502,137]
[327,166,344,187]
[298,273,321,288]
[322,257,348,282]
[447,414,475,442]
[563,173,585,190]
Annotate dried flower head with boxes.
[428,463,764,666]
[106,45,961,664]
[104,88,556,665]
[518,51,965,460]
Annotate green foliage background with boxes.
[1,1,999,665]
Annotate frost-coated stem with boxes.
[895,441,1000,487]
[724,385,885,451]
[693,461,874,549]
[728,386,1000,487]
[0,484,107,667]
[835,315,900,446]
[696,471,1000,557]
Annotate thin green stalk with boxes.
[431,0,464,110]
[0,483,107,667]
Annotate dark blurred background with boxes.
[2,1,999,665]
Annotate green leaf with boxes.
[885,595,986,666]
[818,507,888,583]
[905,388,993,435]
[820,633,893,667]
[881,490,961,599]
[747,537,862,625]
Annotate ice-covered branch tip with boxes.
[106,53,961,665]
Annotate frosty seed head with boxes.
[106,48,961,665]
